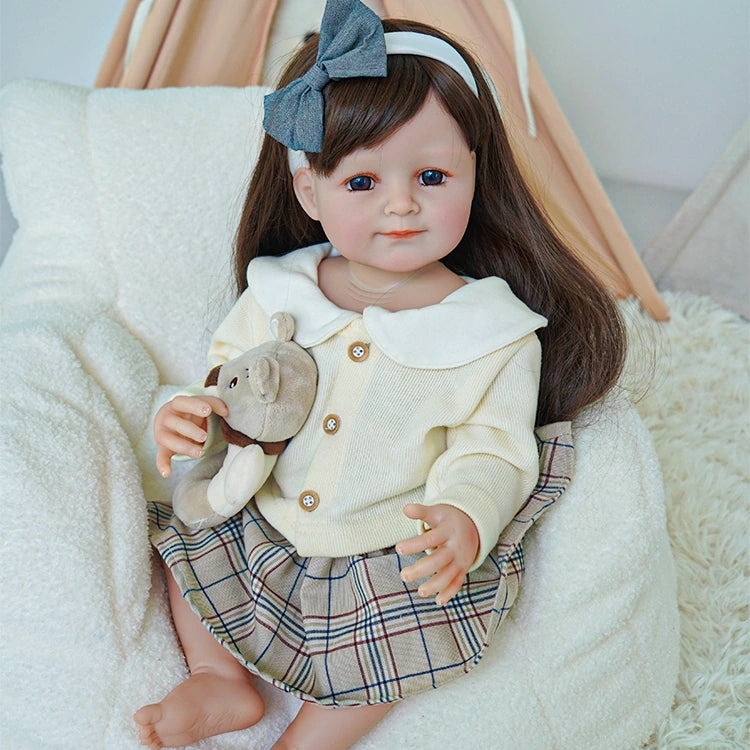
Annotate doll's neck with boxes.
[318,257,466,313]
[347,262,426,298]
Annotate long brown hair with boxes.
[235,19,625,426]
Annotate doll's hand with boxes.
[154,395,229,478]
[397,503,480,606]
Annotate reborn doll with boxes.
[136,1,625,748]
[171,312,317,529]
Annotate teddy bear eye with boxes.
[228,377,238,389]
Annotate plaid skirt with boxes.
[148,422,573,706]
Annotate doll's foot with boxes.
[134,669,264,748]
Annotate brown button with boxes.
[298,490,319,512]
[348,341,369,361]
[323,415,340,434]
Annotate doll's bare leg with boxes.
[271,702,392,750]
[134,561,264,748]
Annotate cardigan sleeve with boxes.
[423,334,542,570]
[173,280,269,458]
[204,284,267,368]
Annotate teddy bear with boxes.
[172,312,318,529]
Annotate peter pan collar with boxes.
[249,243,547,369]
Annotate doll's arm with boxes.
[397,503,479,605]
[418,335,542,574]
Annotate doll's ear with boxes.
[204,365,222,388]
[292,167,321,221]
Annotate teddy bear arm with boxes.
[207,443,276,518]
[173,450,231,529]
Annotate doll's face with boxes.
[293,93,475,275]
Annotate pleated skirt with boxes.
[149,422,573,706]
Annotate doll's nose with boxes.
[383,186,419,216]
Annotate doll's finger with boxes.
[169,395,211,416]
[434,570,467,606]
[201,396,229,417]
[160,413,208,444]
[400,546,452,584]
[401,504,448,543]
[157,432,204,459]
[182,420,208,444]
[402,502,430,521]
[396,528,447,556]
[154,420,205,455]
[414,563,458,599]
[170,395,227,418]
[403,502,447,531]
[156,446,173,478]
[416,565,466,606]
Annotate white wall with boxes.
[0,0,125,257]
[1,0,123,88]
[518,0,749,191]
[1,0,748,258]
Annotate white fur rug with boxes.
[620,291,749,748]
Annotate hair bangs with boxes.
[310,54,432,175]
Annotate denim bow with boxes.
[263,0,387,152]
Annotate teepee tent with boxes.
[97,0,668,320]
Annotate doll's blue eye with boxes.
[347,175,374,191]
[419,170,446,186]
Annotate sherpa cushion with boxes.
[0,79,679,749]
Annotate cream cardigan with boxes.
[188,243,547,567]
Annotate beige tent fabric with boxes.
[96,0,667,319]
[96,0,281,88]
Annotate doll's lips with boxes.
[381,230,424,239]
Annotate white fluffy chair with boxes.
[0,79,679,749]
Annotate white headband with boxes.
[384,31,478,95]
[288,29,489,174]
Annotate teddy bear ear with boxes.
[270,312,295,343]
[204,365,222,387]
[249,356,281,403]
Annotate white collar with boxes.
[249,243,547,368]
